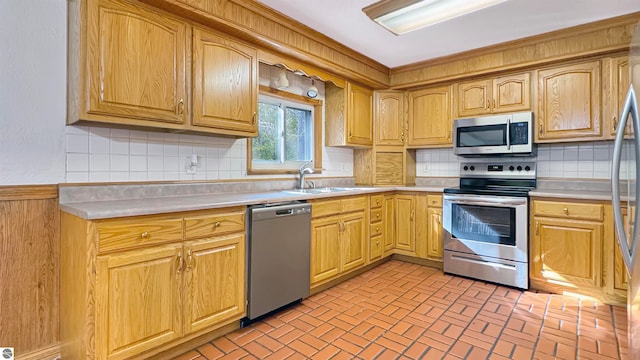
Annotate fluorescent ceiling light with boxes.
[363,0,508,35]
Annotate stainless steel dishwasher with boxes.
[244,201,311,325]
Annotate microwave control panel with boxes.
[509,122,529,145]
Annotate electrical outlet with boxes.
[185,154,198,175]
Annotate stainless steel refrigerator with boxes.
[612,21,640,360]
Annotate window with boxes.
[248,89,322,174]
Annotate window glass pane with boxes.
[253,102,281,162]
[285,107,312,162]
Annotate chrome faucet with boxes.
[297,160,315,189]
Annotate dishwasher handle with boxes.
[250,202,311,221]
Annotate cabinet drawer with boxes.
[342,196,367,213]
[370,209,383,223]
[311,199,342,218]
[370,195,384,209]
[427,194,442,207]
[97,218,183,253]
[184,211,245,239]
[370,223,383,237]
[533,200,604,221]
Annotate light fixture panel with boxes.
[364,0,508,35]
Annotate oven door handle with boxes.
[444,196,526,207]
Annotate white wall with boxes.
[0,0,67,185]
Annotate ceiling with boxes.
[256,0,640,68]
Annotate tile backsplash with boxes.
[416,142,615,179]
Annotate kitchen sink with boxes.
[281,187,350,195]
[281,187,375,195]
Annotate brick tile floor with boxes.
[174,260,628,360]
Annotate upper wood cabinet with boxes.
[535,60,602,142]
[407,86,453,148]
[605,56,633,138]
[326,82,374,148]
[455,73,531,117]
[192,27,258,136]
[374,91,405,146]
[68,0,188,128]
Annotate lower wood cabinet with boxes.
[61,207,246,360]
[425,195,443,261]
[394,193,416,256]
[530,198,623,304]
[309,196,367,288]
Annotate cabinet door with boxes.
[408,86,453,147]
[536,61,602,141]
[183,234,245,335]
[347,83,374,146]
[375,91,405,146]
[531,217,603,288]
[608,57,633,138]
[395,195,416,254]
[311,217,341,284]
[614,208,631,291]
[88,0,187,124]
[341,212,367,273]
[493,73,531,113]
[383,195,396,255]
[192,27,258,136]
[427,207,443,261]
[95,244,183,360]
[456,79,492,117]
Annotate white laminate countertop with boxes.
[60,186,446,220]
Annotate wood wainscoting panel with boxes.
[0,185,60,357]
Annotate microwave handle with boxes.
[506,118,511,150]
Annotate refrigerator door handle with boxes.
[612,84,640,272]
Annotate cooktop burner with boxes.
[444,161,537,197]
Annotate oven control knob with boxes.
[463,166,469,171]
[525,165,531,171]
[509,165,515,171]
[469,166,475,171]
[517,166,523,171]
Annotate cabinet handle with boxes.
[539,123,544,136]
[448,130,452,140]
[376,227,380,232]
[492,99,496,109]
[176,251,184,274]
[376,240,380,245]
[376,213,380,219]
[486,100,490,110]
[186,249,194,272]
[252,112,257,125]
[535,222,539,236]
[177,99,184,115]
[349,130,353,138]
[563,207,569,215]
[140,231,150,239]
[411,210,415,221]
[376,199,380,205]
[612,116,618,133]
[214,221,221,228]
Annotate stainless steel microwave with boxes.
[453,112,534,156]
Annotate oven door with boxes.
[443,193,528,263]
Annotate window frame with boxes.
[247,85,323,175]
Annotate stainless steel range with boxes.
[443,161,536,289]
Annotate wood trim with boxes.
[140,0,390,88]
[247,86,323,176]
[390,12,640,89]
[259,51,346,87]
[15,343,61,360]
[362,0,422,20]
[0,184,58,201]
